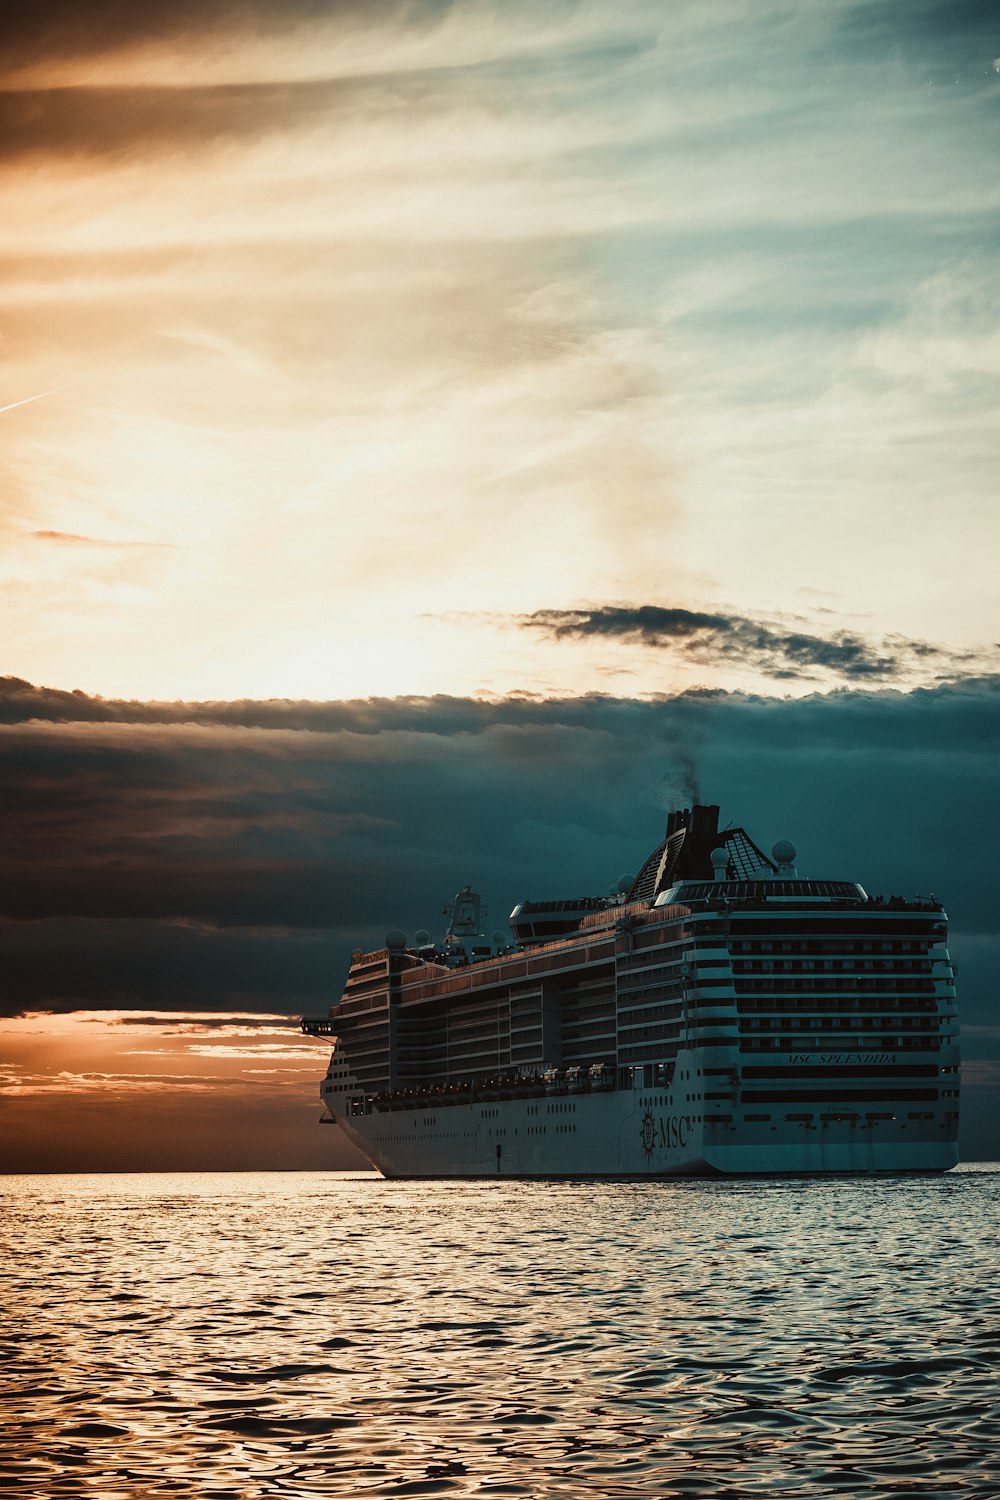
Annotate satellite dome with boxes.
[617,874,634,894]
[710,847,729,880]
[415,929,430,946]
[385,929,407,951]
[492,930,506,948]
[772,839,797,871]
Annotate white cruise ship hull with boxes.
[325,1054,957,1179]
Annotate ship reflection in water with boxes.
[5,1169,1000,1497]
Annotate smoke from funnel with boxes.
[663,747,700,809]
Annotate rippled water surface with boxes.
[4,1168,999,1498]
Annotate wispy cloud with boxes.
[30,529,173,548]
[185,1043,320,1059]
[515,604,997,685]
[0,384,72,416]
[0,1,995,702]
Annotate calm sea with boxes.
[3,1168,999,1499]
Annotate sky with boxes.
[1,0,998,1169]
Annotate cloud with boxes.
[185,1042,320,1059]
[0,675,997,1029]
[0,2,996,709]
[30,529,172,548]
[1,2,654,91]
[0,1,398,77]
[112,1012,307,1032]
[516,605,995,685]
[54,1071,232,1090]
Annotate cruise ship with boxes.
[301,804,959,1176]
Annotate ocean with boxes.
[3,1167,998,1498]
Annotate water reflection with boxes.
[3,1169,999,1496]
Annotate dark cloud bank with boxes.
[4,0,993,170]
[2,673,998,1154]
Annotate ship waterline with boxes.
[330,1068,958,1179]
[303,804,959,1177]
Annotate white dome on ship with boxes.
[771,839,797,873]
[385,929,407,950]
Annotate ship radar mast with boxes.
[442,885,488,963]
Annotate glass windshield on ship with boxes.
[656,879,869,906]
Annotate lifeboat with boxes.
[588,1062,614,1092]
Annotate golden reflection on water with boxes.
[3,1169,999,1497]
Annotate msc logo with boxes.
[639,1109,691,1156]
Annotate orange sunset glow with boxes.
[0,1010,364,1171]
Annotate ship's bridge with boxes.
[656,879,868,907]
[509,896,614,946]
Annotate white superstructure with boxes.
[302,805,959,1176]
